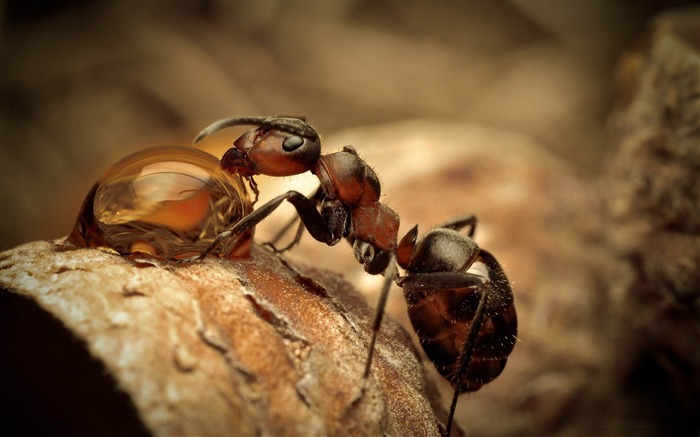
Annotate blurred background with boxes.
[0,0,690,249]
[2,1,698,436]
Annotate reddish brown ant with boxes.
[186,116,518,436]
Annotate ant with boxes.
[185,115,518,436]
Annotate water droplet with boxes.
[67,146,253,259]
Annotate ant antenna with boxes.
[194,115,317,144]
[193,117,268,144]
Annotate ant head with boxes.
[195,116,321,177]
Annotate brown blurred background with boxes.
[0,0,691,249]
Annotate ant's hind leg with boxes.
[444,281,490,437]
[398,270,485,291]
[401,271,491,437]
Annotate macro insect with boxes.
[183,116,518,436]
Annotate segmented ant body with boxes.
[190,116,517,436]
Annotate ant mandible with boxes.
[186,115,518,436]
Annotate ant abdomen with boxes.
[403,250,517,392]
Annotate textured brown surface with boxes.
[605,7,700,435]
[0,241,449,436]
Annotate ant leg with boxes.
[437,215,477,237]
[398,270,486,291]
[444,282,490,437]
[403,250,512,437]
[264,213,301,251]
[266,185,324,253]
[400,269,490,437]
[265,218,304,253]
[179,190,336,262]
[362,251,398,380]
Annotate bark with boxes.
[605,7,700,434]
[0,241,451,436]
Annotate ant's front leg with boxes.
[179,190,341,263]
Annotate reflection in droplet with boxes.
[67,146,253,259]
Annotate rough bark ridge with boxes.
[0,242,450,436]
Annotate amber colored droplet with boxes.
[67,146,253,259]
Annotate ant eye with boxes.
[282,135,304,151]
